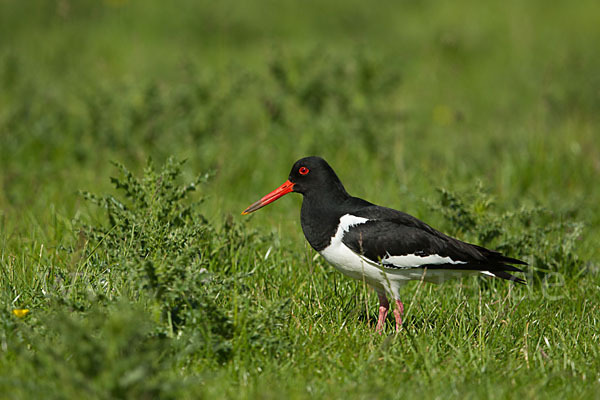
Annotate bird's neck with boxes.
[300,189,350,252]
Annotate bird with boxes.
[242,156,526,333]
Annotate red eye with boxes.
[299,166,309,175]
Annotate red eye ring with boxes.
[299,166,309,175]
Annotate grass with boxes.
[1,0,599,398]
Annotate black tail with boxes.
[479,247,527,284]
[473,245,528,266]
[488,269,526,284]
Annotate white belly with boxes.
[319,214,479,299]
[320,242,478,298]
[320,242,389,285]
[320,241,413,298]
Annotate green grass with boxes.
[1,0,599,398]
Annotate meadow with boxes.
[1,0,599,398]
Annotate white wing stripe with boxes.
[381,253,467,268]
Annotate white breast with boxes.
[319,214,390,290]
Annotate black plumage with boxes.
[290,157,525,284]
[342,205,526,283]
[242,156,527,332]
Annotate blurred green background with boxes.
[2,0,599,239]
[1,0,599,398]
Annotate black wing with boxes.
[341,204,526,283]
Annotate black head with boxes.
[241,156,349,215]
[287,156,347,196]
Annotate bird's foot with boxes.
[394,300,404,332]
[375,305,389,334]
[376,293,390,334]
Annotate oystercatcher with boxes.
[242,156,526,332]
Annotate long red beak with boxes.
[241,180,295,215]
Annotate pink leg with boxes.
[376,293,389,334]
[393,300,404,331]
